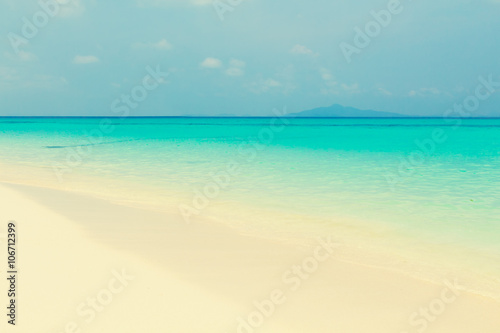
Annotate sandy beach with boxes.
[3,0,500,330]
[0,182,499,333]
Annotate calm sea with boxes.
[1,117,499,298]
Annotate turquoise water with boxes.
[1,117,499,296]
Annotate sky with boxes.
[0,0,499,117]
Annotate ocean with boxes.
[0,117,499,298]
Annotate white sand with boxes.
[0,182,499,333]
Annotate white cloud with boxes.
[290,44,316,56]
[319,68,359,95]
[0,67,67,90]
[27,75,68,89]
[57,0,85,17]
[319,67,335,81]
[248,78,283,94]
[134,39,173,50]
[200,57,222,69]
[341,83,360,93]
[226,67,244,76]
[5,51,37,62]
[73,55,100,64]
[409,87,441,97]
[0,67,20,87]
[247,65,297,95]
[275,64,297,95]
[137,0,211,7]
[192,0,212,4]
[319,68,339,94]
[153,39,172,50]
[225,59,246,76]
[18,51,37,61]
[377,87,392,96]
[264,79,281,87]
[229,59,245,68]
[198,57,245,76]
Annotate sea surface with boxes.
[1,117,499,298]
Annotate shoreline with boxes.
[1,173,500,301]
[1,168,499,302]
[1,181,500,332]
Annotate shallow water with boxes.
[1,117,499,298]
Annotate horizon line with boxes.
[1,116,500,119]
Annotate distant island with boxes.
[287,104,406,118]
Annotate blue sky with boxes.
[1,0,499,116]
